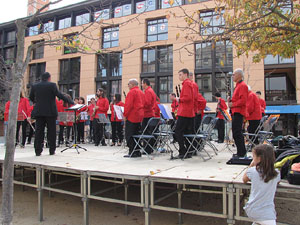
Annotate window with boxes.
[141,46,173,103]
[96,53,122,101]
[200,10,224,35]
[94,9,110,21]
[147,18,168,42]
[136,0,156,13]
[4,47,14,61]
[28,25,39,36]
[185,0,207,4]
[32,40,44,60]
[28,63,46,85]
[103,27,119,49]
[43,21,54,32]
[58,17,71,29]
[264,54,295,65]
[76,12,90,26]
[195,40,233,102]
[59,57,81,98]
[5,31,16,45]
[63,34,79,54]
[114,3,132,18]
[161,0,182,8]
[0,32,2,46]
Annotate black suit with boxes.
[30,80,73,155]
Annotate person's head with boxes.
[41,72,51,82]
[142,79,150,90]
[79,97,85,104]
[170,93,176,101]
[90,97,95,104]
[74,97,79,104]
[252,144,278,183]
[188,72,194,81]
[178,68,189,82]
[128,79,138,90]
[215,92,221,100]
[114,93,121,102]
[63,94,71,107]
[97,88,105,98]
[232,68,244,83]
[256,91,262,99]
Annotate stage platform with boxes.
[0,143,299,225]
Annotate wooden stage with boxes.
[0,143,299,225]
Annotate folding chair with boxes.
[152,118,174,154]
[243,115,269,152]
[131,117,161,157]
[258,115,280,145]
[183,116,218,161]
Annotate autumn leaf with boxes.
[169,0,174,6]
[176,33,180,40]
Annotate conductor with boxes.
[29,72,74,156]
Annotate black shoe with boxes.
[124,154,130,158]
[95,143,99,146]
[102,143,107,146]
[217,140,224,143]
[36,153,41,156]
[50,152,55,155]
[132,152,141,157]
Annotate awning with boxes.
[265,105,300,114]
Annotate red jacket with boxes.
[259,98,266,114]
[192,81,199,114]
[110,101,125,122]
[143,86,156,118]
[87,104,96,121]
[246,91,262,121]
[171,99,179,113]
[177,79,195,118]
[124,86,145,123]
[231,80,248,117]
[216,98,228,120]
[154,99,160,118]
[95,97,109,118]
[197,93,206,117]
[4,97,31,121]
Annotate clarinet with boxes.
[123,91,127,98]
[178,84,182,93]
[175,86,180,98]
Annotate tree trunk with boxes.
[1,19,26,225]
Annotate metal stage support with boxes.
[0,163,299,225]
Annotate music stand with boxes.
[97,113,111,145]
[61,104,87,154]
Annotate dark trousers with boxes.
[232,113,246,157]
[77,122,85,142]
[59,125,71,144]
[27,122,35,143]
[34,116,56,155]
[89,120,94,142]
[125,120,141,154]
[111,121,123,143]
[194,114,202,133]
[175,116,194,156]
[93,119,105,145]
[248,120,260,144]
[16,120,27,145]
[216,119,225,142]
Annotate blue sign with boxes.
[265,105,300,114]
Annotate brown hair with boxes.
[253,144,278,183]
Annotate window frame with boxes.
[102,26,119,49]
[147,18,168,42]
[32,40,45,60]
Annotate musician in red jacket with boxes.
[5,92,31,148]
[124,79,145,157]
[110,94,125,146]
[94,88,109,146]
[228,69,248,157]
[188,73,199,130]
[175,68,195,159]
[247,88,262,143]
[142,79,157,154]
[256,91,266,116]
[215,92,227,143]
[170,93,179,119]
[87,97,96,143]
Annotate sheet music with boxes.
[80,112,88,120]
[113,105,124,120]
[158,104,173,120]
[67,104,85,110]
